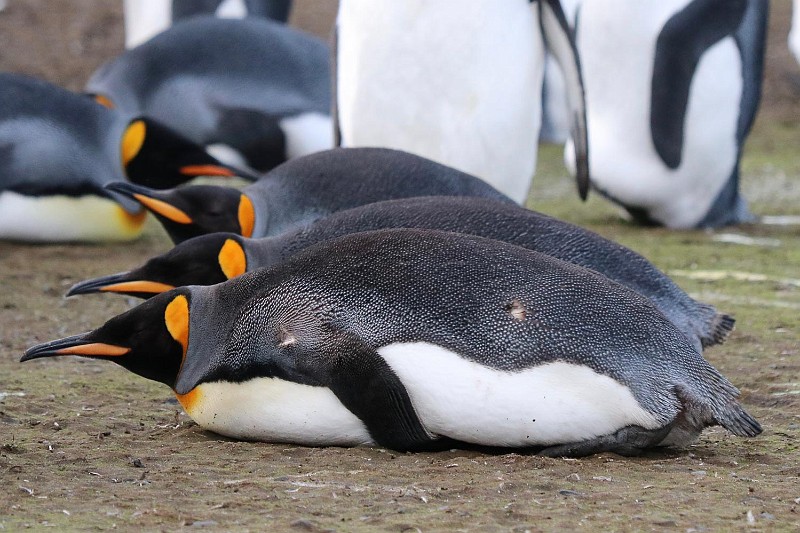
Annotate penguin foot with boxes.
[536,425,673,458]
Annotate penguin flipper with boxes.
[733,0,769,145]
[539,0,590,200]
[537,424,673,458]
[651,0,748,169]
[323,333,442,452]
[331,22,343,148]
[213,108,286,173]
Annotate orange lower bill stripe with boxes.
[100,280,175,294]
[180,165,236,177]
[56,343,131,357]
[133,194,193,224]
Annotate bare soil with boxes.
[1,1,799,531]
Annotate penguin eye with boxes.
[121,120,147,166]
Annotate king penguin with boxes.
[25,229,761,456]
[89,16,331,174]
[564,0,768,228]
[105,147,514,244]
[334,0,590,204]
[0,73,252,242]
[123,0,293,49]
[69,196,733,351]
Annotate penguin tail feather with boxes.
[715,401,762,438]
[697,304,735,348]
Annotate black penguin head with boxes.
[105,182,255,244]
[22,290,192,389]
[66,233,249,299]
[119,118,260,189]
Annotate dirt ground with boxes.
[1,1,799,531]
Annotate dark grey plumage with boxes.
[88,16,330,172]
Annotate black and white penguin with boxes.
[69,196,733,351]
[564,0,768,228]
[90,16,331,174]
[123,0,293,49]
[335,0,590,204]
[24,229,761,456]
[106,148,513,244]
[0,73,250,242]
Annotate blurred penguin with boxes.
[123,0,292,49]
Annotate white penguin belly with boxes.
[0,191,145,242]
[179,378,374,446]
[572,1,741,228]
[378,342,660,447]
[337,0,543,204]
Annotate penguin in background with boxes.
[790,0,800,65]
[25,229,760,455]
[335,0,590,205]
[88,16,332,174]
[0,73,253,242]
[123,0,293,49]
[563,0,768,228]
[68,196,734,352]
[105,148,514,244]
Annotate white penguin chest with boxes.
[336,0,544,204]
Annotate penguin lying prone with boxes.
[69,196,733,351]
[25,229,761,456]
[0,73,255,242]
[106,147,513,244]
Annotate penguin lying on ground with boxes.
[90,16,331,173]
[0,73,254,242]
[123,0,293,49]
[24,229,761,456]
[69,196,733,351]
[106,148,513,244]
[563,0,768,228]
[335,0,590,204]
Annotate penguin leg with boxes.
[536,424,673,458]
[321,333,453,452]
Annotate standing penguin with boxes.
[89,16,331,174]
[24,229,760,455]
[69,196,733,351]
[564,0,768,228]
[123,0,293,49]
[106,148,514,244]
[0,73,251,242]
[335,0,590,204]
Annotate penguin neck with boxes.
[242,235,288,273]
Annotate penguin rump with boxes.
[107,147,514,244]
[70,196,733,351]
[26,229,760,456]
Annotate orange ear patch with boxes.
[56,343,131,357]
[238,195,255,237]
[121,120,146,165]
[218,239,247,280]
[133,194,193,224]
[165,295,190,358]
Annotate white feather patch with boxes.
[378,342,661,447]
[0,191,145,242]
[183,378,374,446]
